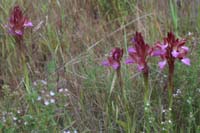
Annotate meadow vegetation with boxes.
[0,0,200,132]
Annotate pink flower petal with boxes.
[172,50,179,58]
[24,21,33,27]
[102,60,110,66]
[128,47,136,53]
[158,60,167,70]
[137,64,144,71]
[152,49,165,56]
[160,43,168,50]
[125,58,135,64]
[181,58,190,66]
[111,61,120,70]
[15,30,23,35]
[181,46,189,52]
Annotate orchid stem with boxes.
[143,68,151,132]
[166,62,174,131]
[117,69,123,93]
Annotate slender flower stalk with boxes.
[126,32,151,94]
[125,32,152,131]
[102,47,124,91]
[152,32,191,131]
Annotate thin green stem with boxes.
[143,67,150,133]
[117,69,123,93]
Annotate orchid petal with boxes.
[102,60,110,66]
[172,50,179,58]
[125,58,135,64]
[15,30,23,35]
[152,49,165,56]
[24,21,33,27]
[131,38,135,43]
[137,64,144,71]
[161,43,168,49]
[181,46,189,52]
[111,61,120,70]
[128,47,136,53]
[158,60,167,70]
[181,58,190,66]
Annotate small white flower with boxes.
[169,108,172,111]
[188,32,192,36]
[41,80,47,85]
[50,91,55,96]
[44,100,50,106]
[13,117,17,121]
[64,130,70,133]
[59,88,64,93]
[162,109,166,113]
[50,98,55,104]
[24,121,28,125]
[37,96,42,101]
[168,120,172,124]
[17,110,21,114]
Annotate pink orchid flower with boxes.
[102,47,123,70]
[6,5,33,37]
[126,32,151,72]
[151,32,190,69]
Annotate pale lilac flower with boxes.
[50,98,55,104]
[50,91,55,96]
[44,100,49,106]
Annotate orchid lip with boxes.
[102,47,123,70]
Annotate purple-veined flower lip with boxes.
[102,59,120,70]
[181,58,190,66]
[125,57,135,64]
[128,47,136,53]
[181,46,189,51]
[102,60,110,67]
[23,20,33,27]
[158,60,167,70]
[172,50,179,58]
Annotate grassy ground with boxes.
[0,0,200,132]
